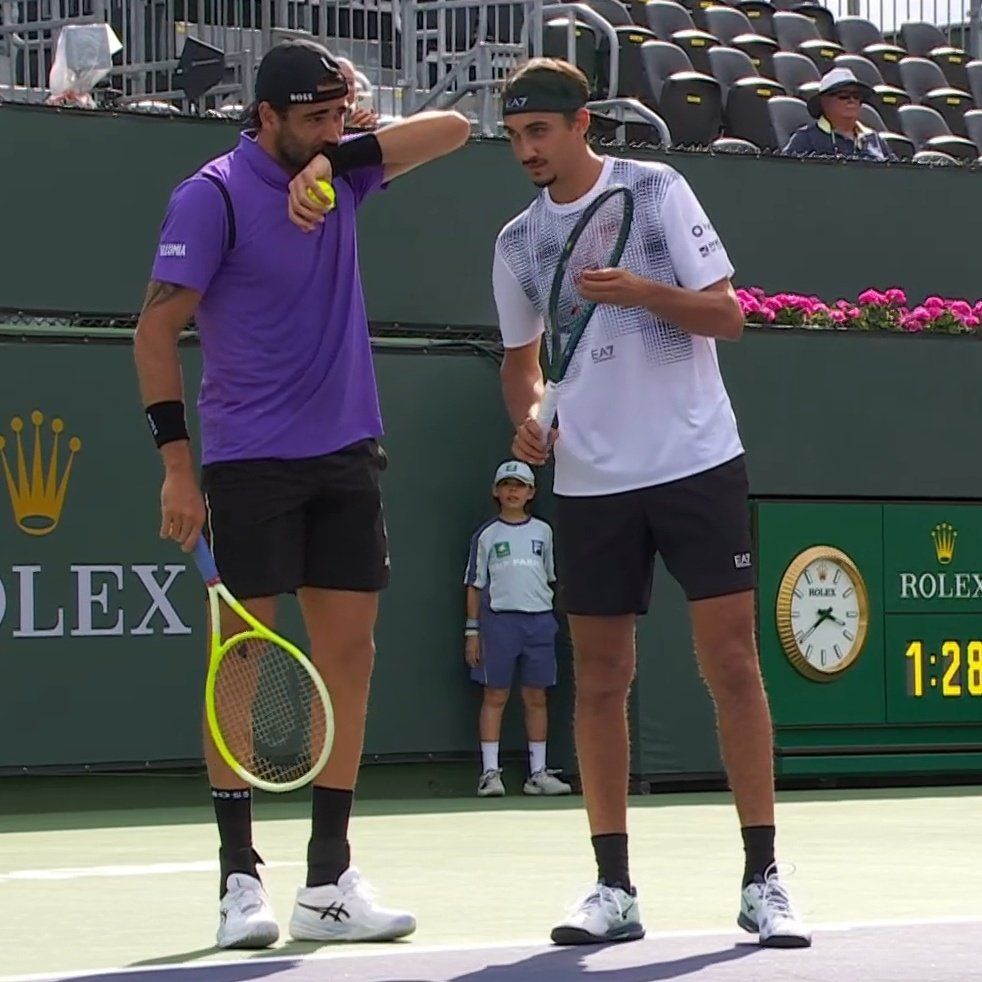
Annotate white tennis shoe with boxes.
[739,864,812,947]
[289,867,416,942]
[477,768,505,796]
[551,882,645,945]
[216,873,279,949]
[523,768,572,796]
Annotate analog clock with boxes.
[775,546,870,682]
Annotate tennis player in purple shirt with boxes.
[133,39,469,950]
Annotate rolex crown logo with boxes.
[931,522,956,565]
[817,563,828,582]
[0,411,81,536]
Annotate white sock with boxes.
[481,741,499,773]
[529,741,547,775]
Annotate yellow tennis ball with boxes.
[306,178,336,212]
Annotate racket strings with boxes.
[214,634,327,786]
[554,195,630,336]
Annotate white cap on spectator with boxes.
[494,460,535,487]
[807,67,874,118]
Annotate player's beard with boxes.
[276,130,321,174]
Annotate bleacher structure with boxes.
[1,0,981,164]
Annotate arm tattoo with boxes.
[142,280,183,312]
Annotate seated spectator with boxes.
[336,55,379,131]
[783,67,896,161]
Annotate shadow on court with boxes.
[44,922,982,982]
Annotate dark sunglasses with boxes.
[832,91,863,102]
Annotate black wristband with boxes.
[321,133,383,177]
[145,400,189,448]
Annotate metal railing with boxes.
[1,0,979,125]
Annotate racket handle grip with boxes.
[535,382,559,441]
[192,536,220,584]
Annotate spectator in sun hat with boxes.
[783,67,896,161]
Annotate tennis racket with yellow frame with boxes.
[193,537,334,793]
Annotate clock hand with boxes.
[798,611,831,643]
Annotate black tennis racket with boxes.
[535,184,635,434]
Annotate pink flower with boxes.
[924,296,945,312]
[964,315,980,327]
[949,300,972,318]
[835,299,852,310]
[830,310,846,324]
[847,307,860,318]
[909,305,932,321]
[858,289,886,305]
[764,309,777,322]
[884,288,907,305]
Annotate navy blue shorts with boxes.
[470,611,558,690]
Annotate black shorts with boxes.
[554,455,754,616]
[201,438,390,600]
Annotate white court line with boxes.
[2,915,982,982]
[0,861,303,883]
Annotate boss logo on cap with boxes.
[290,92,314,103]
[505,96,528,110]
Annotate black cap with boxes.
[254,40,348,109]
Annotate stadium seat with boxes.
[880,132,916,159]
[627,0,652,25]
[644,0,695,40]
[963,108,982,153]
[575,0,634,27]
[671,28,721,73]
[708,45,761,99]
[967,60,982,107]
[870,84,911,132]
[899,57,973,136]
[731,34,780,78]
[862,43,907,88]
[898,104,977,160]
[859,104,915,159]
[930,48,970,92]
[792,3,838,43]
[773,13,843,72]
[898,21,951,57]
[912,149,960,165]
[641,39,723,144]
[768,94,812,148]
[712,136,762,152]
[589,99,673,143]
[676,0,718,31]
[733,0,776,39]
[773,51,820,97]
[724,75,786,147]
[704,6,755,44]
[543,18,599,95]
[835,16,883,54]
[858,103,887,130]
[834,54,883,88]
[773,11,819,51]
[598,26,661,100]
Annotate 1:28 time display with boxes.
[905,640,982,697]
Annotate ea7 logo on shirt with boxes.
[733,552,752,569]
[532,540,544,556]
[158,243,186,257]
[591,344,615,363]
[698,240,722,259]
[494,542,511,558]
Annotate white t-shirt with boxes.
[493,156,745,497]
[463,517,555,613]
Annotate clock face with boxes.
[776,547,870,681]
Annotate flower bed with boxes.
[737,288,982,334]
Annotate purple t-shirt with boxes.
[151,132,384,465]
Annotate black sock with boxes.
[591,833,631,892]
[741,825,776,887]
[306,786,354,887]
[212,788,257,896]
